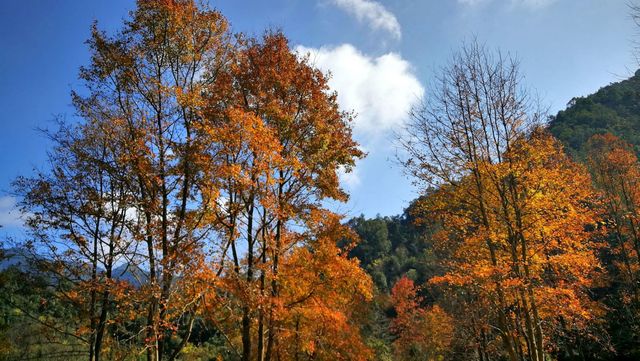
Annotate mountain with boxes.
[112,262,147,287]
[0,247,147,287]
[549,69,640,157]
[0,247,32,272]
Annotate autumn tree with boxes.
[78,1,235,360]
[14,2,372,360]
[15,1,232,360]
[13,119,135,361]
[198,31,369,361]
[586,133,640,358]
[390,277,453,361]
[277,210,373,360]
[587,134,640,281]
[400,42,606,361]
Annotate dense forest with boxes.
[2,1,640,361]
[549,69,640,158]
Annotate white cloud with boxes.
[0,196,24,228]
[296,44,424,138]
[338,165,361,189]
[328,0,402,40]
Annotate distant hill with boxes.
[549,69,640,157]
[0,247,147,286]
[0,247,31,272]
[351,70,640,293]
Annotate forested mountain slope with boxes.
[549,69,640,156]
[348,70,640,291]
[355,68,640,288]
[348,69,640,361]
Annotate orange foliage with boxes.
[586,133,640,306]
[390,277,454,361]
[420,130,606,359]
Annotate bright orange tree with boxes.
[14,118,138,361]
[14,1,372,361]
[401,42,606,361]
[587,134,640,283]
[390,277,453,361]
[277,210,373,361]
[197,29,369,361]
[422,130,605,360]
[75,2,232,360]
[585,133,640,337]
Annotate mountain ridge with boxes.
[549,68,640,156]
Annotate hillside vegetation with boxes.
[549,69,640,157]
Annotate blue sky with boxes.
[0,0,636,236]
